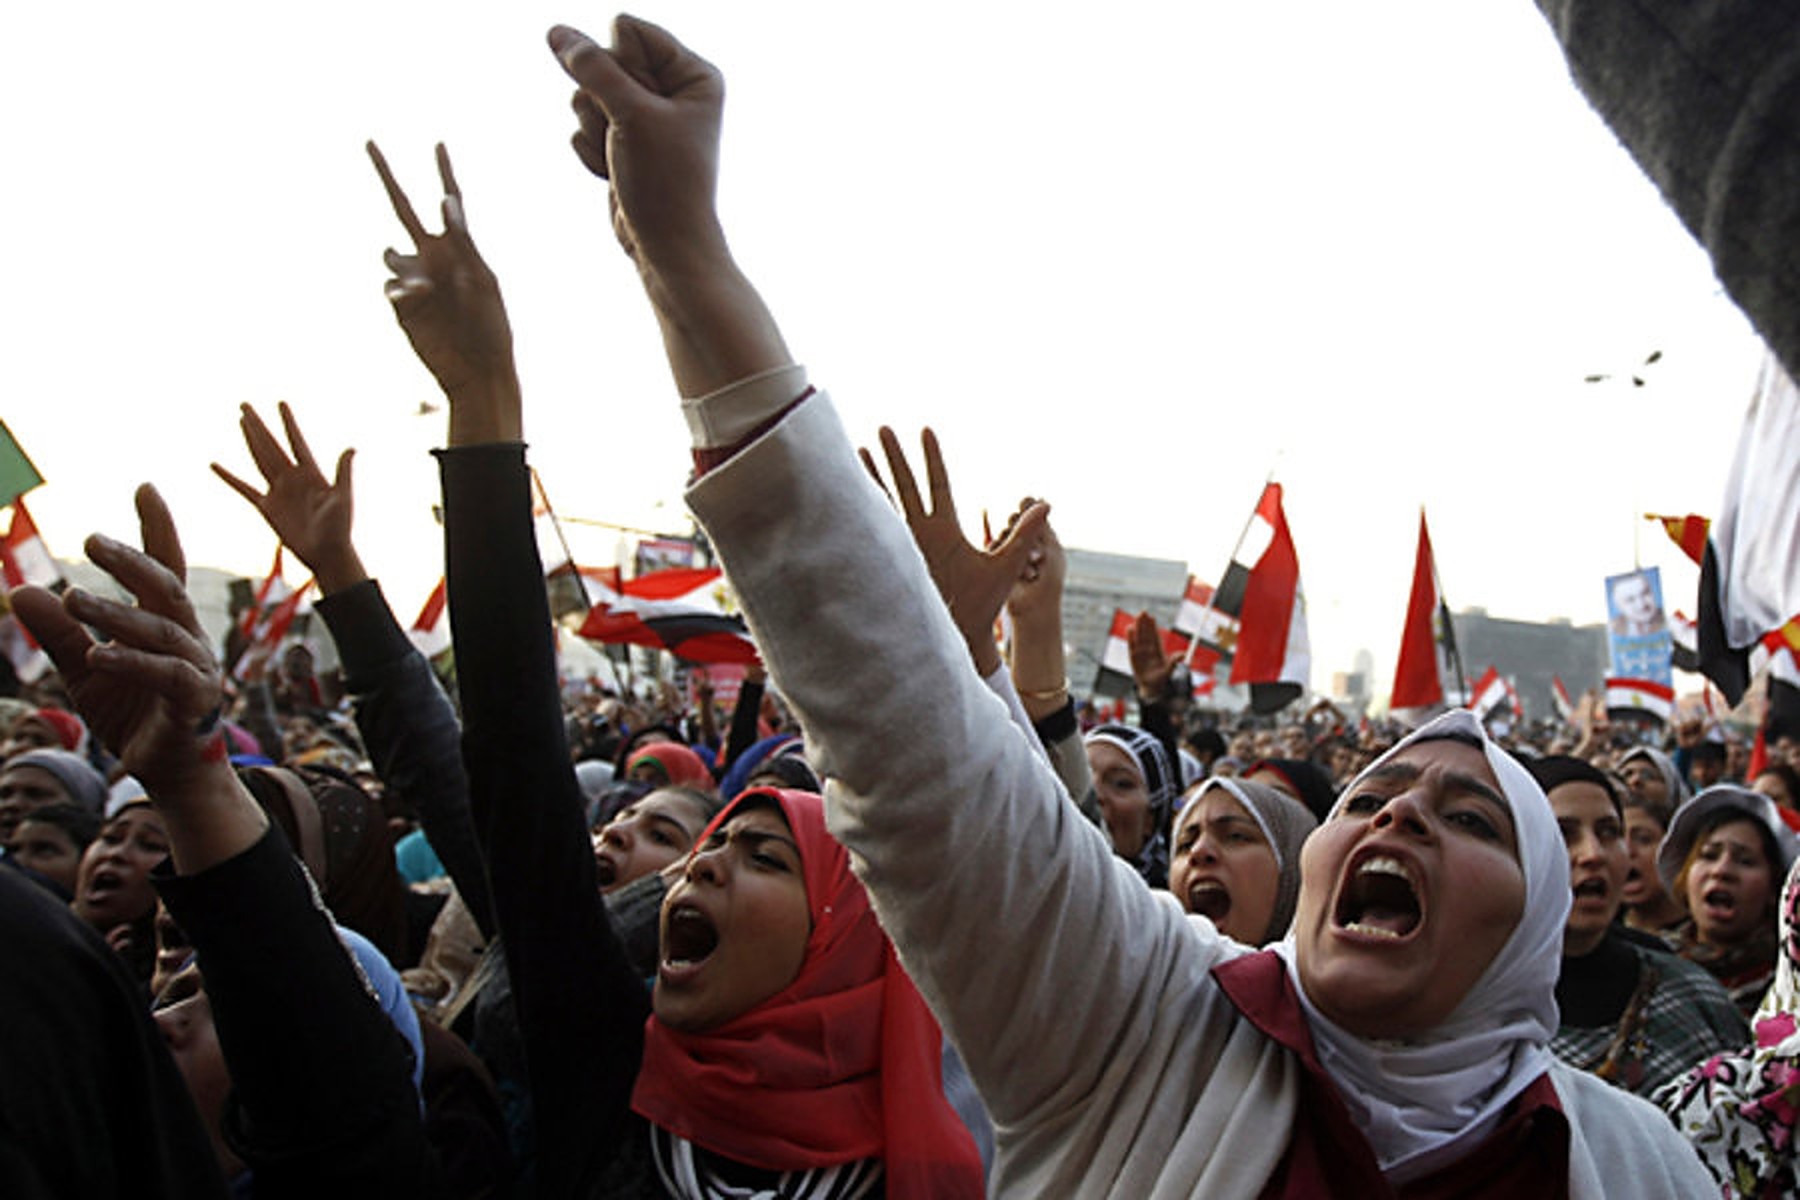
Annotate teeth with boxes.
[1344,922,1406,940]
[1357,857,1408,879]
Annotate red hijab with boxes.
[632,788,982,1197]
[625,742,715,790]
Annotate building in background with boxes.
[1063,547,1189,695]
[1450,607,1608,720]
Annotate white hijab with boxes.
[1271,710,1568,1183]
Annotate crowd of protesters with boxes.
[6,5,1800,1197]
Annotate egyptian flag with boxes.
[1606,675,1675,722]
[232,578,313,682]
[234,547,289,644]
[0,499,61,591]
[1092,609,1136,698]
[1390,511,1463,709]
[1551,676,1576,723]
[547,561,623,622]
[0,500,57,684]
[1697,352,1800,704]
[409,577,451,659]
[1226,483,1310,714]
[1670,610,1701,673]
[578,566,759,665]
[1648,513,1709,567]
[1468,666,1509,723]
[1173,576,1234,677]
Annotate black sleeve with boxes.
[1138,698,1183,787]
[154,826,428,1197]
[313,579,496,939]
[437,443,651,1199]
[723,677,766,768]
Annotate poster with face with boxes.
[1605,567,1672,685]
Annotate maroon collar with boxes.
[1211,949,1568,1200]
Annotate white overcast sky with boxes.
[0,2,1763,694]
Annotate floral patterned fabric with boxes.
[1658,856,1800,1198]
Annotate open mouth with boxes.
[1334,855,1421,940]
[1702,888,1738,918]
[662,904,720,970]
[593,851,618,888]
[1572,877,1609,901]
[1186,880,1231,923]
[84,868,125,903]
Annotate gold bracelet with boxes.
[1016,680,1070,702]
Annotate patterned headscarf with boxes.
[1659,853,1800,1195]
[1084,724,1176,887]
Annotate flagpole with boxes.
[531,468,595,610]
[1183,467,1275,674]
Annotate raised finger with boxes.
[64,586,211,673]
[366,140,428,246]
[10,585,95,680]
[82,528,202,639]
[277,402,322,479]
[877,427,925,524]
[136,484,187,587]
[210,463,268,512]
[238,404,296,485]
[920,428,958,523]
[435,142,461,200]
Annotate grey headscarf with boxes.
[7,749,108,816]
[1179,776,1318,942]
[1619,745,1692,808]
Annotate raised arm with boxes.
[11,489,428,1190]
[548,18,790,401]
[214,401,494,937]
[370,140,647,1195]
[1000,501,1097,818]
[549,15,1240,1148]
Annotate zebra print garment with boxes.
[649,1124,883,1199]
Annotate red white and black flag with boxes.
[1223,483,1310,714]
[1174,576,1234,678]
[1092,609,1136,698]
[578,566,759,665]
[409,577,451,659]
[1697,352,1800,704]
[1390,510,1465,710]
[1468,666,1515,724]
[1551,676,1576,723]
